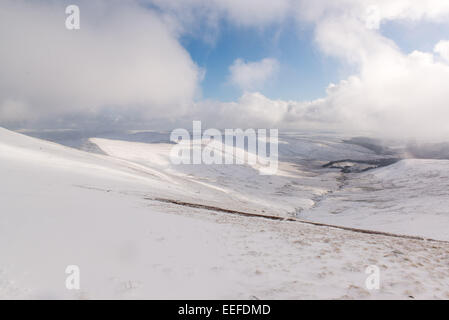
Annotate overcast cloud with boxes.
[0,0,200,124]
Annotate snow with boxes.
[89,136,342,216]
[89,136,449,241]
[1,127,449,299]
[302,159,449,241]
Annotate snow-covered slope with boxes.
[302,159,449,241]
[1,127,449,299]
[89,135,449,241]
[89,137,338,216]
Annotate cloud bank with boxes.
[202,0,449,140]
[0,0,201,124]
[293,0,449,140]
[2,0,449,141]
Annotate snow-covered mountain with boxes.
[1,127,449,299]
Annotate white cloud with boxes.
[296,0,449,25]
[228,58,279,91]
[143,0,291,46]
[149,0,291,29]
[435,40,449,63]
[212,0,290,27]
[308,50,449,139]
[179,92,324,131]
[0,0,201,124]
[147,0,449,140]
[211,92,289,128]
[201,45,449,139]
[3,0,449,141]
[281,0,449,140]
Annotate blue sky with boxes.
[181,20,342,102]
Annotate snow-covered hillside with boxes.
[89,134,449,241]
[300,159,449,241]
[1,127,449,299]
